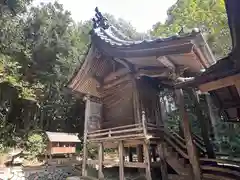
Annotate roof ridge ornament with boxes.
[92,7,109,29]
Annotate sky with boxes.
[33,0,177,32]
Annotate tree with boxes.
[151,0,231,58]
[0,1,91,152]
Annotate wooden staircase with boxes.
[163,130,240,180]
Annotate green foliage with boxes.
[25,132,46,158]
[151,0,231,58]
[0,0,143,156]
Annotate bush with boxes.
[25,132,46,159]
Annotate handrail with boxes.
[202,165,240,178]
[192,133,205,146]
[87,123,163,141]
[87,127,143,138]
[167,129,206,156]
[88,123,142,134]
[200,158,240,168]
[164,129,240,180]
[165,130,187,151]
[164,135,188,159]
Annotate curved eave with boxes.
[92,34,195,59]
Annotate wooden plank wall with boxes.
[100,75,134,128]
[137,78,162,125]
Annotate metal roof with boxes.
[45,131,80,143]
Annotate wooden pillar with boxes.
[119,141,124,180]
[188,90,215,158]
[98,143,104,179]
[157,142,168,180]
[142,110,147,136]
[137,145,144,162]
[175,89,202,180]
[82,96,90,176]
[151,145,157,162]
[143,142,152,180]
[128,147,134,162]
[132,78,141,124]
[205,93,219,142]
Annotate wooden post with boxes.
[205,93,220,143]
[175,89,202,180]
[128,147,133,162]
[151,145,157,162]
[143,142,152,180]
[157,142,168,180]
[132,78,141,124]
[82,96,90,176]
[119,141,124,180]
[188,89,215,158]
[98,143,104,179]
[137,145,144,162]
[142,110,147,136]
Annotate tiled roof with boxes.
[92,25,199,48]
[46,131,80,142]
[91,7,201,50]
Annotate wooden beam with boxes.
[175,89,202,180]
[193,46,208,69]
[101,74,131,89]
[143,142,152,180]
[135,67,170,78]
[118,141,124,180]
[157,56,175,70]
[157,142,168,180]
[114,58,134,72]
[98,143,104,180]
[235,80,240,96]
[198,73,240,92]
[103,68,129,83]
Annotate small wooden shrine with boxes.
[67,8,217,180]
[45,131,80,156]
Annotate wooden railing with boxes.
[87,123,144,141]
[164,130,240,180]
[87,123,163,142]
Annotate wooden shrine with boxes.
[67,8,220,180]
[45,131,80,156]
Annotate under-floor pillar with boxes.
[157,142,168,180]
[98,143,104,179]
[143,142,152,180]
[119,141,124,180]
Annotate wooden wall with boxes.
[100,75,134,129]
[137,78,163,125]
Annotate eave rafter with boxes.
[113,58,135,72]
[156,56,175,71]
